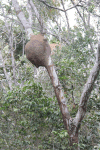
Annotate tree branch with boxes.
[61,0,70,30]
[9,24,17,85]
[12,0,33,38]
[28,0,45,34]
[70,0,94,52]
[0,50,12,90]
[46,56,71,129]
[74,39,100,130]
[38,0,81,12]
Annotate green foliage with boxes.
[14,32,27,60]
[78,92,100,150]
[0,0,100,149]
[31,0,60,25]
[88,3,95,13]
[52,23,99,149]
[0,80,70,149]
[79,112,100,150]
[52,25,96,106]
[50,34,60,43]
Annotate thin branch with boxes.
[46,30,70,45]
[61,0,70,30]
[71,0,86,26]
[87,0,90,26]
[38,0,81,12]
[0,14,20,24]
[38,0,100,17]
[97,38,100,62]
[0,50,12,90]
[28,0,45,33]
[77,2,100,18]
[70,0,94,52]
[9,24,17,85]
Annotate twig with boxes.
[38,0,81,12]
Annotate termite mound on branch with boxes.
[25,33,51,68]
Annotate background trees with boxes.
[0,0,100,149]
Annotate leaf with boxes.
[13,108,19,112]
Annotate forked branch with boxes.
[74,39,100,129]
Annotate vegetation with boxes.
[0,0,100,149]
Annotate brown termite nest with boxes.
[25,33,51,68]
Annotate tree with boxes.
[0,0,100,149]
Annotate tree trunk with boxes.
[69,132,79,150]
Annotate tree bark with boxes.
[12,0,33,38]
[69,132,78,150]
[46,56,70,129]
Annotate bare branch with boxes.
[26,1,33,26]
[46,30,70,45]
[71,0,86,26]
[70,0,94,52]
[61,0,70,30]
[9,24,17,85]
[46,56,71,129]
[74,39,100,129]
[97,38,100,62]
[28,0,45,34]
[12,0,33,38]
[38,0,81,12]
[87,0,90,26]
[38,0,64,12]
